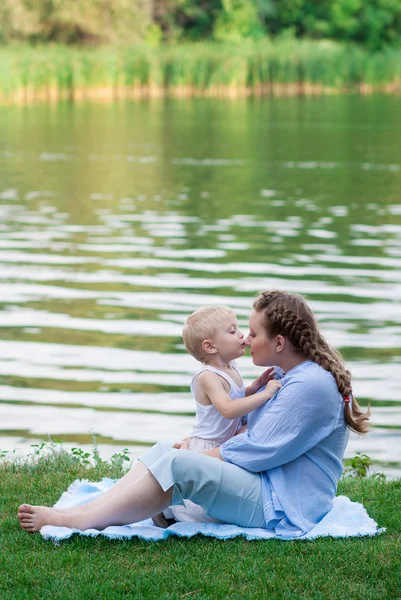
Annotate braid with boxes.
[253,290,370,435]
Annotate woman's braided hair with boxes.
[253,290,370,434]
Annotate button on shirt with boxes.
[220,360,349,537]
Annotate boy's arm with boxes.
[198,371,281,420]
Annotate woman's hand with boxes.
[173,437,190,450]
[201,447,224,461]
[246,367,275,396]
[235,424,248,435]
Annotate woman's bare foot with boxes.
[53,504,91,514]
[17,503,72,533]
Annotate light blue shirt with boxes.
[220,360,349,537]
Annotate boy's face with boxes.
[208,314,245,361]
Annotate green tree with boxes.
[152,0,221,40]
[261,0,401,49]
[0,0,152,44]
[1,0,401,47]
[0,0,41,43]
[213,0,265,41]
[330,0,401,49]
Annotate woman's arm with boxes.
[198,370,281,420]
[220,377,341,472]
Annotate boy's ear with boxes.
[202,338,217,355]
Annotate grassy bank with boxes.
[1,40,401,105]
[1,447,400,599]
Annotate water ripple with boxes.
[1,98,400,474]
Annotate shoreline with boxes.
[2,41,401,105]
[2,82,401,105]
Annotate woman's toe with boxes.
[18,503,34,514]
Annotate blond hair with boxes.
[253,290,370,435]
[182,305,236,362]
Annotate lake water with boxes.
[1,95,400,476]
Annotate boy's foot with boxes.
[152,512,177,528]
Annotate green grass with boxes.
[1,40,401,103]
[0,446,400,599]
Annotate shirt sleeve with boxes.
[220,376,341,472]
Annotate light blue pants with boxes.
[139,441,266,528]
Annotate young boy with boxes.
[153,305,281,527]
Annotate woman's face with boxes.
[245,309,277,366]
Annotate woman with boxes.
[18,290,369,538]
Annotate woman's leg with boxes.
[18,442,175,532]
[57,442,175,515]
[18,443,266,533]
[141,446,266,528]
[18,467,172,533]
[55,459,150,514]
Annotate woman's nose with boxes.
[244,334,251,346]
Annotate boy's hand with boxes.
[251,379,282,409]
[264,379,282,399]
[254,379,282,404]
[248,367,275,395]
[173,437,190,450]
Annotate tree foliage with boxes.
[213,0,265,42]
[1,0,401,48]
[152,0,221,40]
[0,0,151,45]
[261,0,401,50]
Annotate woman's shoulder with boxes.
[285,361,339,393]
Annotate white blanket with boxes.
[41,478,385,542]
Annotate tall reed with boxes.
[1,40,400,104]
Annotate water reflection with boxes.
[0,96,400,475]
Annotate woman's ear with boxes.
[276,335,286,353]
[202,339,217,355]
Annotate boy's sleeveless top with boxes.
[188,362,246,444]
